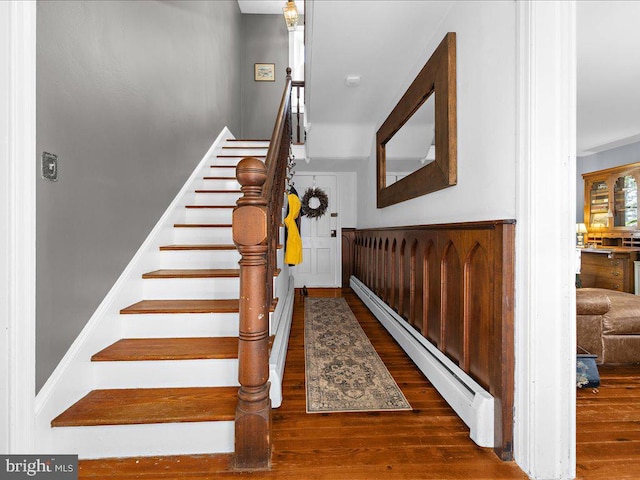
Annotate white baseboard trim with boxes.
[269,275,295,408]
[350,276,495,448]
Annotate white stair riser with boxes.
[208,167,237,177]
[142,276,276,300]
[159,250,240,269]
[122,313,239,338]
[184,208,233,223]
[48,421,234,459]
[93,359,239,389]
[193,192,241,206]
[224,141,269,148]
[214,157,256,167]
[143,277,239,299]
[173,227,233,244]
[201,179,240,190]
[219,148,268,157]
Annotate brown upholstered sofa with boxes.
[577,288,640,364]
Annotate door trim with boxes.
[1,0,37,453]
[515,1,576,478]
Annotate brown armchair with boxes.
[577,288,640,364]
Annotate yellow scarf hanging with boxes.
[284,193,303,265]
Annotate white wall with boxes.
[36,0,242,391]
[338,172,357,228]
[357,1,516,228]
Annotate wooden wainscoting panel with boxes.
[442,240,463,365]
[340,228,356,288]
[426,242,440,347]
[349,220,515,460]
[465,243,492,390]
[411,240,424,334]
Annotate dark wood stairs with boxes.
[185,205,234,209]
[159,244,236,251]
[51,387,237,427]
[50,139,275,457]
[91,337,240,361]
[142,269,240,279]
[173,223,232,228]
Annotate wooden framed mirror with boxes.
[376,32,457,208]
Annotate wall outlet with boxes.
[41,152,58,181]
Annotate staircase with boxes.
[35,133,293,459]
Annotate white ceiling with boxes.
[239,1,640,159]
[237,0,304,15]
[304,1,454,160]
[577,1,640,156]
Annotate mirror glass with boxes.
[589,180,609,229]
[614,174,638,227]
[384,94,436,186]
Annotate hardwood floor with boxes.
[576,365,640,479]
[79,288,640,479]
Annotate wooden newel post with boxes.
[232,157,271,470]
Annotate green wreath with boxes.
[301,187,329,219]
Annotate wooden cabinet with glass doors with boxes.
[582,163,640,294]
[583,162,640,242]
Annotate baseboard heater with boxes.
[269,276,295,408]
[350,276,495,448]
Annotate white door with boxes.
[291,174,339,287]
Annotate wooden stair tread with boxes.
[159,244,236,251]
[185,205,234,209]
[120,298,278,315]
[121,299,240,314]
[226,139,270,142]
[173,223,232,228]
[92,337,238,361]
[142,269,240,279]
[51,386,237,427]
[195,189,241,194]
[142,268,280,279]
[222,146,267,150]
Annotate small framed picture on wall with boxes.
[254,63,275,82]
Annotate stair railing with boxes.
[292,80,305,144]
[232,68,293,470]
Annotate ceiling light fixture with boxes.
[345,75,361,87]
[283,1,298,32]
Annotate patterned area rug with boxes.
[304,297,411,413]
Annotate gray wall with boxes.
[241,14,289,139]
[36,0,241,391]
[576,141,640,222]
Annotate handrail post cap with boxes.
[236,157,267,187]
